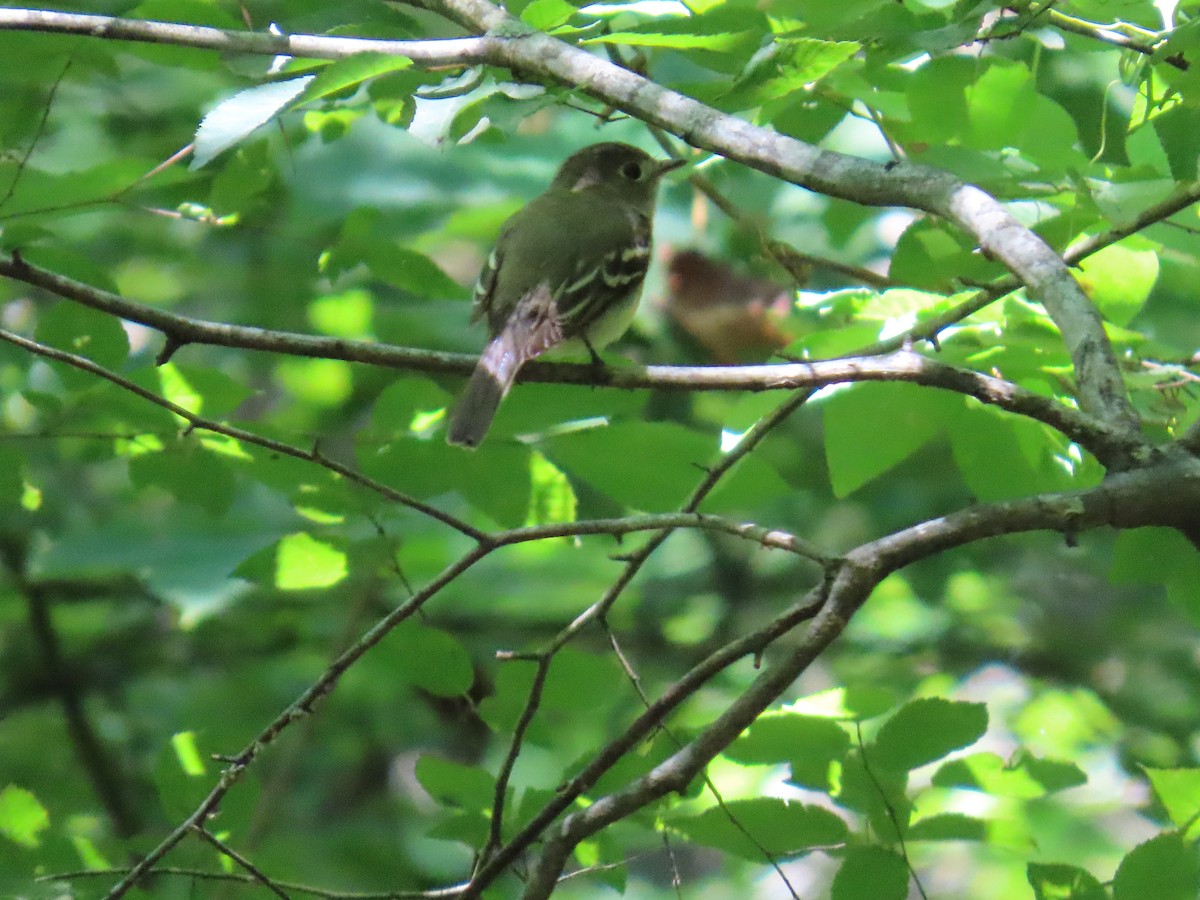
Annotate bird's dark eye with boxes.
[619,161,643,181]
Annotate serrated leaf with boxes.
[35,302,129,391]
[521,0,578,30]
[298,53,412,104]
[527,450,576,526]
[1113,832,1200,900]
[1027,862,1106,900]
[724,713,850,791]
[932,750,1085,798]
[786,686,897,721]
[545,421,714,512]
[670,798,848,860]
[872,698,986,772]
[1145,768,1200,837]
[193,77,314,169]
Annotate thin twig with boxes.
[480,656,552,865]
[855,723,929,900]
[191,826,293,900]
[0,58,70,210]
[39,867,467,899]
[0,326,484,540]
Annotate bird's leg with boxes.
[582,336,612,385]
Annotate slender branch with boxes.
[102,543,492,900]
[1046,9,1179,65]
[0,325,484,540]
[855,722,929,899]
[0,254,1140,463]
[0,4,1140,436]
[464,587,830,899]
[480,656,551,865]
[514,458,1200,899]
[422,0,1138,439]
[602,624,801,900]
[0,7,492,64]
[191,826,292,900]
[40,867,466,899]
[461,390,819,898]
[1,321,847,562]
[0,318,856,896]
[0,58,70,210]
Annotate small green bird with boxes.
[447,142,683,448]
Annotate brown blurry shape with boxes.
[664,249,794,364]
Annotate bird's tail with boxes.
[447,330,525,448]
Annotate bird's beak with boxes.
[656,157,687,177]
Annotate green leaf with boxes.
[786,687,898,721]
[872,698,987,772]
[948,403,1073,502]
[1153,105,1200,180]
[193,77,314,169]
[520,0,578,30]
[823,383,960,497]
[724,713,850,791]
[889,218,1000,290]
[391,621,474,698]
[585,30,752,51]
[297,53,412,104]
[1027,862,1107,900]
[1110,528,1200,623]
[831,845,909,900]
[1113,832,1200,900]
[128,442,238,516]
[0,786,49,849]
[965,59,1079,171]
[414,755,495,812]
[309,288,374,339]
[933,751,1086,798]
[35,302,130,391]
[275,532,348,590]
[527,450,577,526]
[161,363,253,418]
[324,210,464,298]
[670,798,848,861]
[170,731,207,777]
[1145,768,1200,838]
[1075,238,1160,327]
[907,813,986,841]
[545,421,715,512]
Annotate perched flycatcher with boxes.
[446,142,683,448]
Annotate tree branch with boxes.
[0,4,1140,440]
[0,255,1147,465]
[422,0,1138,440]
[0,7,491,64]
[513,458,1200,898]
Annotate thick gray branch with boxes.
[426,0,1139,443]
[514,459,1200,898]
[0,7,492,63]
[0,4,1140,443]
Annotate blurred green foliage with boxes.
[3,0,1200,898]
